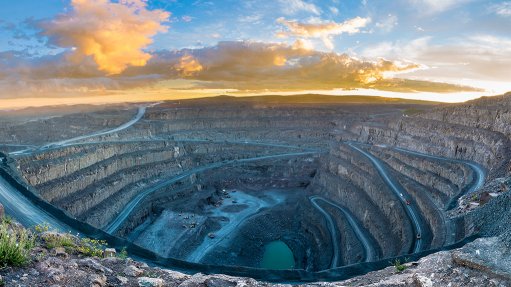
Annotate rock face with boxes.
[138,277,165,287]
[4,94,511,283]
[346,93,511,177]
[452,237,511,280]
[0,105,136,146]
[16,141,296,229]
[339,239,511,287]
[2,221,509,287]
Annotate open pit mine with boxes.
[1,94,510,283]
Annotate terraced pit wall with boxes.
[15,141,301,229]
[346,95,511,178]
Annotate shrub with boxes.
[77,238,107,257]
[1,216,12,225]
[118,247,128,260]
[34,223,50,233]
[0,221,35,267]
[392,259,408,272]
[44,233,76,252]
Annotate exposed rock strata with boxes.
[6,95,511,279]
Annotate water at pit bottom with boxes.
[261,240,295,270]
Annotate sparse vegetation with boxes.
[118,247,128,260]
[1,216,12,225]
[34,222,108,257]
[35,224,78,253]
[34,223,50,233]
[392,259,408,272]
[77,238,107,257]
[44,233,76,252]
[0,221,35,267]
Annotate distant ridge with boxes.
[182,94,442,105]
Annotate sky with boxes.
[0,0,511,108]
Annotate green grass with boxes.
[36,224,78,253]
[118,247,128,260]
[0,218,110,267]
[77,238,107,257]
[1,216,12,225]
[41,231,107,257]
[392,259,408,272]
[34,223,50,234]
[35,223,108,256]
[44,234,76,251]
[0,221,35,267]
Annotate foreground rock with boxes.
[339,238,510,287]
[1,223,510,287]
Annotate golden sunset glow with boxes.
[41,0,170,74]
[0,0,510,108]
[175,55,204,76]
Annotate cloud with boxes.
[376,15,398,32]
[174,55,203,76]
[181,16,193,22]
[292,39,314,50]
[0,41,478,96]
[40,0,170,75]
[279,0,321,15]
[362,37,431,60]
[140,41,459,92]
[277,17,371,49]
[406,0,473,14]
[361,35,511,90]
[489,2,511,16]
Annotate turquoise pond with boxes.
[260,240,295,270]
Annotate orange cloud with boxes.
[175,55,204,76]
[277,17,371,49]
[357,59,420,84]
[0,41,479,97]
[273,55,287,66]
[292,39,314,50]
[159,42,443,92]
[41,0,170,75]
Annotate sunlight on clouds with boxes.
[0,40,477,98]
[362,35,511,88]
[156,41,471,93]
[273,55,287,66]
[0,0,508,109]
[277,17,370,49]
[40,0,170,75]
[175,55,204,77]
[292,39,314,50]
[357,60,420,84]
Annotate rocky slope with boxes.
[345,93,511,177]
[2,98,494,271]
[2,216,509,287]
[3,94,511,285]
[0,106,136,148]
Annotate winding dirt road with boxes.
[309,196,376,265]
